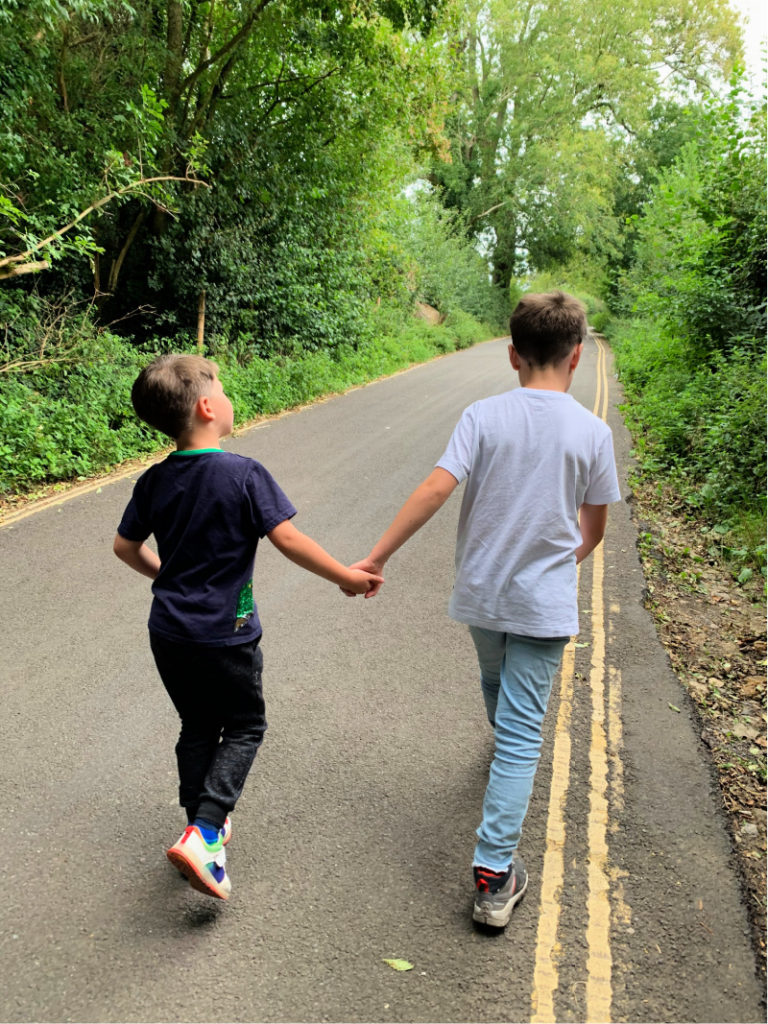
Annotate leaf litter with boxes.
[630,479,766,980]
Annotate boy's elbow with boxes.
[113,533,132,561]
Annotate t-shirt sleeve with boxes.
[116,476,151,541]
[244,462,297,537]
[435,404,477,484]
[584,431,622,505]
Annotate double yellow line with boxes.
[531,335,625,1023]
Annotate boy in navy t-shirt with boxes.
[114,354,381,900]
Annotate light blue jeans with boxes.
[469,626,568,872]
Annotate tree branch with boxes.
[0,175,208,272]
[0,355,79,374]
[473,200,509,221]
[179,0,274,98]
[107,207,148,294]
[0,261,50,282]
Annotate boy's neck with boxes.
[175,426,224,451]
[518,366,572,392]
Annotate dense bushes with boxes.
[610,321,765,534]
[0,332,158,491]
[608,82,766,573]
[0,302,497,496]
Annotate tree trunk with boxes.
[165,0,184,112]
[197,289,206,352]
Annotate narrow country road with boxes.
[0,337,763,1023]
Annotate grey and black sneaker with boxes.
[473,853,528,927]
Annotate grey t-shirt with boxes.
[436,387,621,637]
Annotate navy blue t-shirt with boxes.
[117,449,296,646]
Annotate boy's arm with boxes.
[267,520,383,595]
[348,467,459,596]
[574,503,608,564]
[113,533,161,579]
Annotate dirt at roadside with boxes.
[629,480,767,979]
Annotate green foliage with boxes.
[618,81,766,358]
[612,321,766,508]
[589,310,610,333]
[0,330,159,492]
[609,83,767,570]
[390,186,508,326]
[0,301,494,496]
[429,0,741,288]
[0,0,449,306]
[0,0,178,277]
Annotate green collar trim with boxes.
[170,448,224,456]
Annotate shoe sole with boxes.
[472,875,528,927]
[166,847,230,900]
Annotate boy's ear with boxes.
[195,394,215,423]
[569,342,584,371]
[509,344,523,370]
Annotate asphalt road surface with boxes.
[0,337,763,1023]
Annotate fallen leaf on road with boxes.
[383,959,414,972]
[669,703,681,712]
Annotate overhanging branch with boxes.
[0,175,208,278]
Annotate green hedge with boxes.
[0,306,496,497]
[609,317,766,575]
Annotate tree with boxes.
[620,78,766,356]
[0,0,450,349]
[429,0,742,289]
[611,78,766,528]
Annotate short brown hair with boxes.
[131,354,219,439]
[510,291,587,366]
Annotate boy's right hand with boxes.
[341,560,384,598]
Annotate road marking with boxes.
[531,332,617,1022]
[585,541,613,1022]
[607,606,627,829]
[531,627,578,1023]
[594,333,608,421]
[593,333,605,419]
[585,334,614,1021]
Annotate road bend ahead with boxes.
[0,337,763,1023]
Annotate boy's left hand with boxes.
[341,558,384,598]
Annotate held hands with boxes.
[341,557,385,598]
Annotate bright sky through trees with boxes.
[730,0,767,82]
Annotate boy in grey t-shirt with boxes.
[349,291,621,928]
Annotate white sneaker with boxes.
[167,825,231,900]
